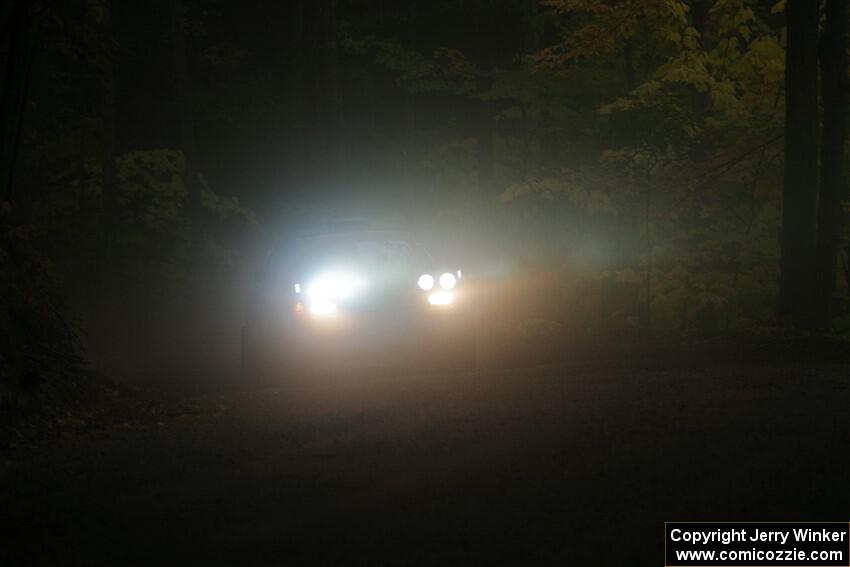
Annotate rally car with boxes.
[241,226,476,381]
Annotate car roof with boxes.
[267,229,430,268]
[294,229,418,245]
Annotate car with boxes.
[241,225,477,382]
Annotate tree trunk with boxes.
[322,0,341,181]
[779,0,819,328]
[404,0,419,206]
[288,0,304,128]
[405,0,417,146]
[101,0,118,232]
[643,174,653,332]
[813,0,847,330]
[623,39,635,91]
[476,101,494,195]
[170,0,202,246]
[0,1,33,207]
[281,0,305,202]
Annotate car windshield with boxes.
[270,232,433,276]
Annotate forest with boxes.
[4,2,850,565]
[1,0,848,400]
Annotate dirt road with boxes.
[4,353,850,565]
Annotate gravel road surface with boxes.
[4,354,850,565]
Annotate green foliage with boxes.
[513,0,787,335]
[367,0,792,337]
[354,35,479,96]
[33,148,256,278]
[114,149,256,269]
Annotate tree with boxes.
[779,0,819,328]
[0,0,35,209]
[170,0,202,247]
[813,0,847,330]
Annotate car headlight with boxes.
[439,272,457,290]
[301,272,365,318]
[417,274,435,291]
[309,300,337,316]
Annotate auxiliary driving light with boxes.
[439,272,457,290]
[428,291,454,306]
